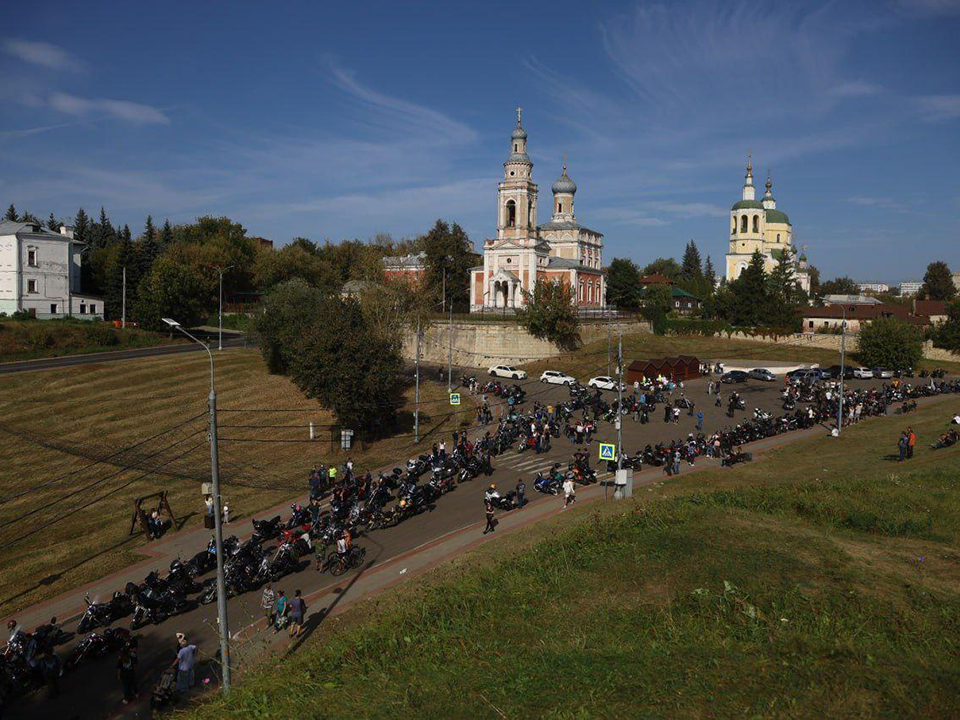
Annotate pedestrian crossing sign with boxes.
[449,392,461,406]
[598,443,616,461]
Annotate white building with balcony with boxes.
[0,219,103,319]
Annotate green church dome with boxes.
[764,208,791,225]
[731,200,764,211]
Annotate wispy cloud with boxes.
[915,94,960,121]
[326,59,476,145]
[1,39,81,71]
[830,81,883,97]
[47,92,170,124]
[849,195,909,211]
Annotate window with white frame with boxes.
[27,248,38,266]
[27,279,37,293]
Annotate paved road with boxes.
[0,334,246,375]
[7,370,942,717]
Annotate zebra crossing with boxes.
[495,451,615,482]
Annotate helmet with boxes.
[399,499,407,508]
[6,619,16,630]
[489,483,497,490]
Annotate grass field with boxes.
[0,319,180,362]
[0,349,465,617]
[525,330,960,382]
[189,394,960,718]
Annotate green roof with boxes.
[731,200,764,211]
[670,287,700,299]
[764,208,791,225]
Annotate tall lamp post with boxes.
[161,318,231,691]
[837,305,848,436]
[213,265,234,351]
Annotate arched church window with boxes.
[741,215,748,233]
[752,215,759,233]
[514,143,518,152]
[506,200,516,227]
[558,202,562,213]
[776,233,781,243]
[732,218,737,234]
[528,201,533,228]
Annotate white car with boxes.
[488,365,527,380]
[539,370,575,386]
[587,376,624,391]
[853,367,873,379]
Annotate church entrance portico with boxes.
[491,271,519,308]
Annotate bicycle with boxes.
[318,546,366,576]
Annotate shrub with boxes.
[82,323,120,347]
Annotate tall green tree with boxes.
[765,249,802,329]
[134,256,211,331]
[932,299,960,354]
[47,213,59,232]
[640,283,673,334]
[136,215,161,281]
[105,225,134,319]
[160,219,173,247]
[605,258,641,308]
[516,280,581,351]
[703,255,716,289]
[420,219,475,311]
[856,317,923,370]
[920,261,956,300]
[680,240,703,283]
[727,251,768,326]
[21,212,39,224]
[73,208,90,244]
[4,204,17,221]
[818,276,858,297]
[91,206,115,250]
[255,280,328,374]
[641,257,681,279]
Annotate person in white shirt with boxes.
[952,414,960,425]
[562,478,576,508]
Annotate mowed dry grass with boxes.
[0,349,463,616]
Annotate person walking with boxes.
[117,646,137,705]
[482,498,496,534]
[516,479,526,509]
[288,590,307,638]
[672,450,681,475]
[907,427,916,459]
[696,410,704,430]
[171,634,197,694]
[261,583,276,628]
[715,391,722,408]
[563,476,576,508]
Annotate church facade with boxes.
[469,110,605,312]
[724,157,810,293]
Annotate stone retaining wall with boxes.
[403,319,650,368]
[714,330,958,363]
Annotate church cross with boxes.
[516,106,522,124]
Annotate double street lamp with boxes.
[161,318,231,692]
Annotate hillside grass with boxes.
[0,319,180,362]
[0,349,465,617]
[189,395,960,718]
[524,330,960,381]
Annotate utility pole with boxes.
[616,323,623,470]
[441,267,446,314]
[837,306,847,436]
[121,267,126,329]
[414,317,421,444]
[607,323,612,375]
[215,265,234,351]
[447,302,453,393]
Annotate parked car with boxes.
[853,367,873,379]
[587,376,624,391]
[872,367,894,379]
[488,365,527,380]
[539,370,575,385]
[720,370,748,384]
[824,365,854,380]
[786,368,821,383]
[748,368,776,382]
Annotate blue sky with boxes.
[2,0,959,283]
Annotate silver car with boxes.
[748,368,776,382]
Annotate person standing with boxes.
[898,431,907,461]
[516,479,526,509]
[673,450,681,476]
[563,476,576,508]
[275,590,288,632]
[117,646,137,705]
[261,583,276,628]
[171,634,197,694]
[482,498,496,534]
[696,410,704,430]
[907,427,916,459]
[288,590,307,638]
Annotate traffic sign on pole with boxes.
[449,392,461,406]
[598,442,616,461]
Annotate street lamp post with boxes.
[837,305,847,436]
[161,318,231,691]
[214,265,234,351]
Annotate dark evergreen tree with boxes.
[106,225,133,319]
[91,206,116,249]
[21,212,39,224]
[703,255,716,289]
[48,213,60,232]
[920,261,956,300]
[73,208,90,244]
[420,219,475,311]
[159,219,173,247]
[727,251,768,326]
[4,204,17,221]
[136,215,161,281]
[680,240,703,282]
[765,249,802,329]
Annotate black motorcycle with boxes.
[252,515,282,540]
[77,591,131,633]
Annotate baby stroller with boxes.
[151,667,177,709]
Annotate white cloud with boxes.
[326,60,476,146]
[915,94,960,122]
[1,39,80,71]
[47,92,170,124]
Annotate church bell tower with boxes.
[497,107,538,242]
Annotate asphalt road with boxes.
[0,335,246,375]
[7,369,925,718]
